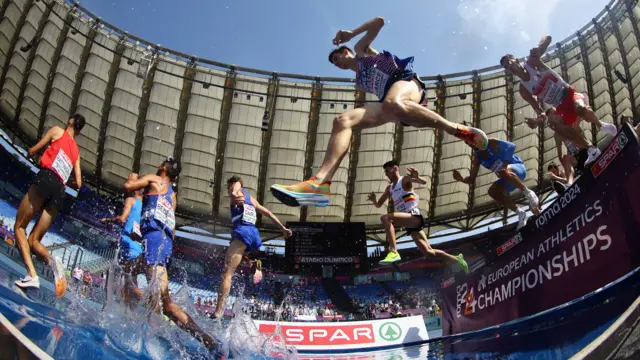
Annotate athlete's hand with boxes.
[333,30,355,45]
[367,192,377,203]
[282,227,293,238]
[406,167,420,179]
[452,169,464,182]
[525,117,539,130]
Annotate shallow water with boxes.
[1,250,639,359]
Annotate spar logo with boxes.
[258,323,375,346]
[378,322,402,342]
[497,233,523,256]
[591,132,628,178]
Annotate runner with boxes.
[100,173,144,307]
[14,114,85,297]
[271,16,489,207]
[214,175,292,318]
[500,35,617,166]
[367,160,468,272]
[547,163,570,195]
[122,157,217,350]
[453,138,540,230]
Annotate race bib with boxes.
[51,149,73,182]
[132,221,142,238]
[538,75,566,106]
[242,204,257,224]
[490,160,504,174]
[154,197,175,229]
[566,141,578,155]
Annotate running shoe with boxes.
[15,275,40,289]
[457,254,469,274]
[379,251,401,265]
[600,122,617,136]
[552,181,568,195]
[52,256,68,298]
[455,125,489,150]
[524,189,540,214]
[516,210,528,230]
[270,178,330,207]
[584,147,602,166]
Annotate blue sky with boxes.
[81,0,608,78]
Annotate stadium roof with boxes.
[0,0,636,244]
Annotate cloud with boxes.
[456,0,561,44]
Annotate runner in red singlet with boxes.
[14,114,85,298]
[500,35,617,166]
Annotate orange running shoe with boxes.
[455,125,489,150]
[270,178,331,207]
[52,256,67,298]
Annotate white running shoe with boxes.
[52,256,67,298]
[15,275,40,289]
[584,147,602,166]
[517,210,528,230]
[600,122,617,136]
[524,190,540,214]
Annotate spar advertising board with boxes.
[440,125,640,335]
[255,316,428,352]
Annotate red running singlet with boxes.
[40,130,79,183]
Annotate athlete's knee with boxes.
[333,113,352,130]
[488,184,502,199]
[380,214,389,224]
[495,168,511,179]
[574,102,590,116]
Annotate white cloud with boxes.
[456,0,561,44]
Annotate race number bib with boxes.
[154,197,175,229]
[538,75,566,106]
[490,160,504,175]
[51,150,73,182]
[242,204,257,224]
[566,141,578,155]
[132,221,142,238]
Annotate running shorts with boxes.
[33,168,65,212]
[554,87,585,126]
[496,163,527,193]
[405,208,425,235]
[232,225,263,253]
[143,230,172,267]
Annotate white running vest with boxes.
[520,60,569,106]
[390,176,420,214]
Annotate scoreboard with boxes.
[285,222,367,265]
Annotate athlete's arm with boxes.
[519,84,545,117]
[250,195,292,237]
[101,196,134,223]
[172,191,177,241]
[465,157,481,184]
[123,174,161,192]
[529,35,552,59]
[69,156,81,188]
[28,126,58,156]
[352,17,385,56]
[404,167,427,187]
[548,172,568,184]
[368,186,390,208]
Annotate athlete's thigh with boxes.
[15,186,43,229]
[343,102,389,130]
[29,207,58,243]
[410,231,432,249]
[385,79,422,104]
[224,239,247,271]
[386,212,422,228]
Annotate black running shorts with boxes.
[33,168,65,212]
[405,208,425,235]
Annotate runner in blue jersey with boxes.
[271,16,489,208]
[213,175,292,319]
[452,139,541,230]
[123,157,217,350]
[100,173,144,307]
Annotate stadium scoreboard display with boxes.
[285,222,367,266]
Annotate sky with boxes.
[79,0,609,78]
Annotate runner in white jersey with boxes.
[500,35,617,166]
[368,160,468,273]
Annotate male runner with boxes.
[453,138,540,230]
[368,161,469,272]
[123,157,217,350]
[547,163,570,195]
[271,16,489,207]
[100,173,144,307]
[500,35,617,166]
[14,114,85,297]
[213,175,292,318]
